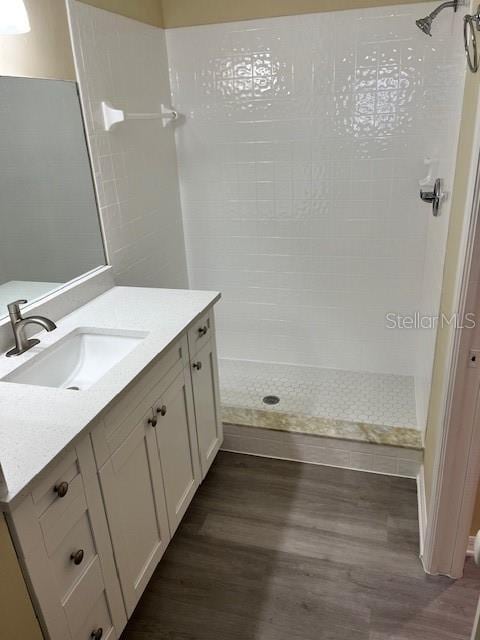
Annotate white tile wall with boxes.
[166,4,466,391]
[68,1,188,288]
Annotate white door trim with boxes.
[422,87,480,578]
[417,466,428,559]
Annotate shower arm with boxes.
[429,0,461,20]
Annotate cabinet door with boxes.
[153,370,201,533]
[190,339,223,478]
[98,409,170,616]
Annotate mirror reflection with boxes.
[0,76,106,316]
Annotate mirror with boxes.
[0,76,106,317]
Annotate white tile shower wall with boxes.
[166,4,466,386]
[414,34,466,427]
[68,1,188,288]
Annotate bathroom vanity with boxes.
[0,55,223,640]
[0,286,222,640]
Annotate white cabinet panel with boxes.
[98,409,170,616]
[153,370,200,533]
[73,591,115,640]
[9,438,126,640]
[187,310,212,356]
[190,339,223,478]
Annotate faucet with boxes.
[5,299,57,357]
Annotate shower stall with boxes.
[166,1,466,461]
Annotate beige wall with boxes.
[0,1,164,81]
[80,0,163,26]
[161,0,427,28]
[0,515,43,640]
[0,0,75,79]
[424,68,480,507]
[471,483,480,535]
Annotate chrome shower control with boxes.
[420,178,445,217]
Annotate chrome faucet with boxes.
[6,299,57,357]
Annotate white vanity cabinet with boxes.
[187,311,223,477]
[152,368,201,533]
[97,408,171,617]
[5,305,222,640]
[6,439,126,640]
[190,339,222,478]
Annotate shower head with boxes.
[416,15,433,36]
[415,0,464,37]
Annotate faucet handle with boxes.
[7,300,27,319]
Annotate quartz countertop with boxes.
[0,286,220,509]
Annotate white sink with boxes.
[2,327,147,390]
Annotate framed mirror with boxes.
[0,76,106,317]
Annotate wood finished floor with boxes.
[121,452,480,640]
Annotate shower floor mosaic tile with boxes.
[219,359,422,449]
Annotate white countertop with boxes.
[0,286,220,509]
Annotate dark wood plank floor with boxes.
[121,452,480,640]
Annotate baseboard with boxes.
[417,465,427,559]
[467,535,476,557]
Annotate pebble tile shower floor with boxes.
[219,359,418,430]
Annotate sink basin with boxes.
[2,327,147,390]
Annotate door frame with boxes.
[422,83,480,579]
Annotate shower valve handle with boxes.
[420,178,444,217]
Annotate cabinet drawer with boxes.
[187,310,212,356]
[32,449,79,517]
[39,474,87,556]
[73,592,115,640]
[49,510,97,601]
[63,556,106,638]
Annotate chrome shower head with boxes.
[416,15,433,36]
[415,0,463,37]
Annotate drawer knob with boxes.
[148,417,158,428]
[71,549,84,565]
[157,405,167,416]
[198,325,208,337]
[54,481,69,498]
[91,629,103,640]
[192,361,202,371]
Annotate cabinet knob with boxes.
[156,405,167,416]
[91,629,103,640]
[148,417,158,427]
[192,361,202,370]
[54,481,69,498]
[197,325,208,337]
[71,549,84,565]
